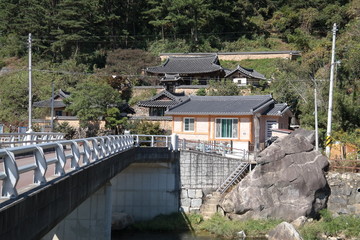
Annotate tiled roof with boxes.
[33,99,67,108]
[264,103,291,116]
[137,90,189,108]
[225,65,266,80]
[146,55,223,74]
[33,89,70,108]
[166,95,276,115]
[161,73,182,82]
[130,116,172,121]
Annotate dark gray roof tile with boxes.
[166,95,275,115]
[225,65,266,80]
[137,90,189,108]
[146,55,223,74]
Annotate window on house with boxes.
[266,120,278,139]
[216,118,238,138]
[184,118,194,132]
[55,110,63,116]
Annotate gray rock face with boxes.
[267,222,303,240]
[221,129,330,221]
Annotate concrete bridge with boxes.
[0,134,251,240]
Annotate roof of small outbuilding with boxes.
[225,65,266,80]
[137,90,189,108]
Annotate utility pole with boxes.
[314,81,319,151]
[28,33,33,132]
[326,23,338,157]
[50,81,54,132]
[310,75,319,151]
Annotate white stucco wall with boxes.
[239,117,251,141]
[196,117,209,133]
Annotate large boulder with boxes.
[220,129,330,221]
[267,222,303,240]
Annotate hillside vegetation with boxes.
[0,0,359,148]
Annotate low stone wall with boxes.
[327,172,360,215]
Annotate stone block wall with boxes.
[179,150,243,213]
[327,172,360,215]
[180,188,203,213]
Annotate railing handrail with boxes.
[0,134,175,200]
[0,132,65,136]
[0,132,66,148]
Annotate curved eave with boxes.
[165,112,253,116]
[146,68,223,75]
[138,101,179,108]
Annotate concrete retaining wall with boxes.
[111,162,179,221]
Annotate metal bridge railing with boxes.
[0,135,136,199]
[0,132,65,148]
[0,134,176,200]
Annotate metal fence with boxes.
[0,132,65,148]
[178,138,250,161]
[329,158,360,172]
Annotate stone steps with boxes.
[200,192,222,220]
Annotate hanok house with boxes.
[145,54,268,90]
[133,90,189,131]
[33,89,73,131]
[225,65,266,86]
[33,89,134,131]
[146,55,225,91]
[165,95,292,153]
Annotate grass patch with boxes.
[125,210,360,240]
[199,214,281,239]
[299,210,360,240]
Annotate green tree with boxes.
[208,80,239,96]
[104,107,128,134]
[65,80,122,127]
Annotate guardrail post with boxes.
[135,135,139,147]
[2,150,19,198]
[83,140,91,164]
[71,141,80,169]
[92,138,100,161]
[170,133,178,151]
[151,136,154,147]
[99,138,106,158]
[34,146,47,184]
[10,136,15,148]
[114,136,120,153]
[55,143,66,176]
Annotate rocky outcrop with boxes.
[267,222,303,240]
[220,129,330,221]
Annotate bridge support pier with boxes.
[42,182,112,240]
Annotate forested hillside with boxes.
[0,0,359,148]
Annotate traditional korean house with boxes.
[146,55,225,90]
[33,89,134,131]
[165,95,292,153]
[131,90,189,131]
[225,65,266,86]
